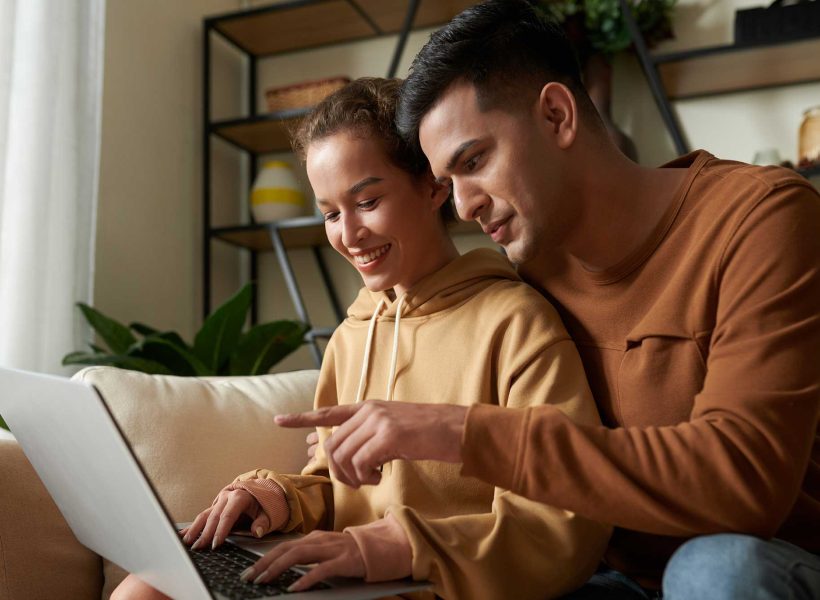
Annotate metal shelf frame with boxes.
[202,0,423,366]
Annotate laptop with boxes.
[0,367,431,599]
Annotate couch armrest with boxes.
[0,435,103,600]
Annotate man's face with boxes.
[419,82,573,265]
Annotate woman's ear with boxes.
[424,171,450,211]
[537,82,578,150]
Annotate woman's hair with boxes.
[292,77,455,222]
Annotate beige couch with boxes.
[0,366,319,600]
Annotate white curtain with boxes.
[0,0,106,374]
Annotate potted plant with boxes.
[62,283,308,377]
[538,0,677,160]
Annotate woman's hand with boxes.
[240,530,366,592]
[181,488,268,550]
[306,430,320,463]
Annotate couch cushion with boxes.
[72,367,320,597]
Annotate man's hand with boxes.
[240,530,365,592]
[276,401,468,488]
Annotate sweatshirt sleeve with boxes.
[462,183,820,539]
[391,337,611,600]
[232,343,341,534]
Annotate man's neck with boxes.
[559,151,689,273]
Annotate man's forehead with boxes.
[419,82,482,153]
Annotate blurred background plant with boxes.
[537,0,677,161]
[540,0,676,60]
[63,283,307,377]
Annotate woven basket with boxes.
[265,76,351,113]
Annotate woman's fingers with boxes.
[212,490,257,547]
[183,507,213,545]
[242,531,365,591]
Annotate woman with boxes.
[113,78,609,600]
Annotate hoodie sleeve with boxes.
[232,343,340,534]
[389,336,611,600]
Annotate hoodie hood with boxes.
[347,248,520,321]
[345,248,519,405]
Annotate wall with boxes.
[94,0,819,372]
[613,0,820,167]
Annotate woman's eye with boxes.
[465,153,482,171]
[358,198,379,210]
[322,212,340,222]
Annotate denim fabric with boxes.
[663,534,820,600]
[561,534,820,600]
[560,565,658,599]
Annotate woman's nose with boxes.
[341,216,368,248]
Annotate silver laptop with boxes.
[0,367,430,599]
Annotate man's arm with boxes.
[282,184,820,538]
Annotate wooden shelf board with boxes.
[211,109,310,154]
[209,0,479,58]
[210,0,376,57]
[656,37,820,100]
[211,218,484,252]
[356,0,477,34]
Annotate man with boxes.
[278,1,820,598]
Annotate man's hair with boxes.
[397,0,598,146]
[292,77,455,221]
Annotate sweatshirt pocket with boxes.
[618,335,707,427]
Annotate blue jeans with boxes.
[561,534,820,599]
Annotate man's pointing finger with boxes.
[275,404,361,428]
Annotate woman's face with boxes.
[307,131,449,296]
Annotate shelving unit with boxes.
[203,0,477,366]
[619,0,820,181]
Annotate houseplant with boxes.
[62,283,308,377]
[538,0,677,160]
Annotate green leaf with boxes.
[62,351,172,375]
[132,335,211,377]
[77,303,137,355]
[89,343,108,354]
[193,283,253,373]
[228,321,308,376]
[0,413,8,431]
[129,322,159,337]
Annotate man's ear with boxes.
[537,82,578,150]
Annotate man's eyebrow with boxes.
[348,176,383,195]
[446,139,479,171]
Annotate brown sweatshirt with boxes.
[237,249,611,599]
[461,151,820,588]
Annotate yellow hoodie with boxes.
[235,249,610,599]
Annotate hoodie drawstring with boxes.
[354,293,407,404]
[385,293,406,402]
[354,298,385,404]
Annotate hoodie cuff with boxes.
[226,478,290,533]
[344,514,412,582]
[461,403,533,491]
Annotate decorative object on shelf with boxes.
[63,283,308,376]
[752,147,784,166]
[735,0,820,47]
[799,105,820,169]
[250,160,306,223]
[265,76,351,113]
[538,0,677,161]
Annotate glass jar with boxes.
[798,105,820,167]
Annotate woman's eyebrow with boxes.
[348,176,383,195]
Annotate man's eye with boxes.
[322,212,340,222]
[465,153,482,171]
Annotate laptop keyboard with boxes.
[188,542,331,598]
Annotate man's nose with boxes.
[453,180,489,221]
